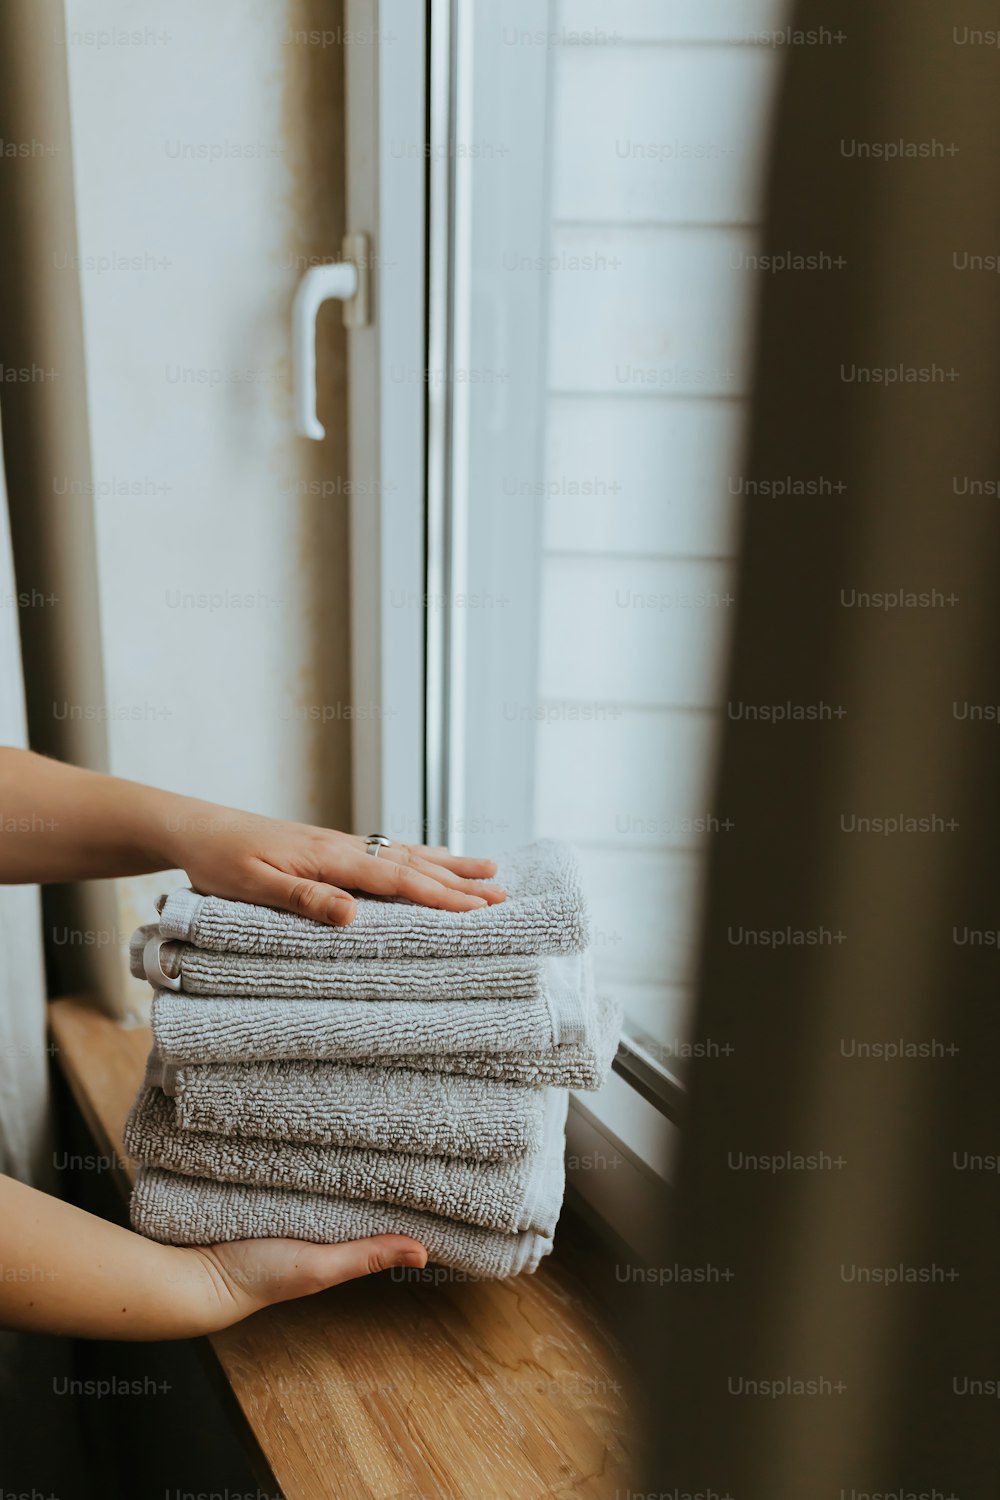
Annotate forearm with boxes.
[0,1174,223,1340]
[0,748,227,885]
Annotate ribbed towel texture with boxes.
[125,840,621,1279]
[149,984,620,1088]
[131,928,548,1002]
[131,1170,552,1277]
[147,950,592,1063]
[125,1085,569,1235]
[160,1056,546,1160]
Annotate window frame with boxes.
[344,0,428,839]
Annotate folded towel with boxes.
[131,926,546,1002]
[148,951,592,1064]
[155,1053,546,1161]
[131,1168,553,1277]
[125,1085,569,1234]
[151,988,622,1094]
[154,840,587,959]
[382,991,623,1089]
[150,989,570,1061]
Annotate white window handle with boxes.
[293,234,369,440]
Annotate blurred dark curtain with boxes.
[648,1,1000,1495]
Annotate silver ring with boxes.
[364,833,392,858]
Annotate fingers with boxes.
[248,840,506,922]
[340,848,493,912]
[308,1235,429,1289]
[412,845,500,880]
[254,865,357,926]
[198,1235,429,1325]
[407,853,506,904]
[252,1236,428,1304]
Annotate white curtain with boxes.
[0,409,51,1187]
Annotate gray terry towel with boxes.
[147,950,591,1065]
[153,839,588,959]
[130,1168,553,1278]
[130,925,545,1002]
[124,1085,569,1235]
[386,991,623,1090]
[150,988,623,1090]
[156,1053,546,1161]
[150,992,621,1096]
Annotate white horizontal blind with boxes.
[440,0,788,1076]
[533,1,788,1060]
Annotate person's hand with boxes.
[185,1234,430,1331]
[162,808,507,926]
[0,751,507,922]
[0,1174,430,1342]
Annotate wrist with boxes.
[158,1245,249,1337]
[123,782,205,875]
[132,786,260,882]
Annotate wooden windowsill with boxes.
[48,995,639,1500]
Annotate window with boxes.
[345,0,787,1256]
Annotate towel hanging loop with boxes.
[143,935,183,993]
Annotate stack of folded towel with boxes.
[124,840,622,1278]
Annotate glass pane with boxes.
[433,0,787,1079]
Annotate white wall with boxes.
[62,0,354,1010]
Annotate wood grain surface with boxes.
[48,995,639,1500]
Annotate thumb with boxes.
[250,1235,430,1308]
[197,1235,430,1327]
[308,1235,430,1290]
[253,865,357,926]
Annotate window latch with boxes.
[293,231,370,440]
